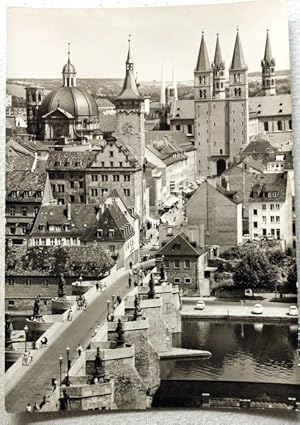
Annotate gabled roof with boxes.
[41,107,74,119]
[230,30,247,70]
[146,136,187,166]
[156,232,205,257]
[145,131,196,153]
[249,172,287,203]
[30,204,98,236]
[6,155,35,172]
[47,151,98,170]
[81,204,134,242]
[249,94,291,117]
[170,99,194,120]
[96,98,115,108]
[195,33,211,72]
[242,137,275,154]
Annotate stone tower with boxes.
[212,34,226,100]
[25,86,44,137]
[228,29,249,160]
[115,37,145,167]
[261,30,276,96]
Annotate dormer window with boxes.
[54,161,60,167]
[23,191,29,198]
[38,224,45,231]
[97,229,103,238]
[108,229,115,238]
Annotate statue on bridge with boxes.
[33,294,42,318]
[94,347,105,381]
[160,261,166,281]
[133,294,142,320]
[148,274,155,299]
[116,319,125,347]
[58,273,66,299]
[5,315,13,342]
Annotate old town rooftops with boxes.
[249,94,291,117]
[47,151,98,169]
[30,204,98,236]
[249,172,288,203]
[145,131,196,153]
[81,203,134,243]
[6,245,114,277]
[156,232,206,257]
[6,164,48,202]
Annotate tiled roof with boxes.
[6,162,48,202]
[249,94,292,117]
[81,203,134,242]
[170,99,194,120]
[14,138,49,152]
[6,245,114,277]
[30,204,98,236]
[47,151,98,170]
[6,155,35,172]
[249,172,287,203]
[242,137,276,154]
[145,131,196,152]
[96,98,115,108]
[146,135,187,166]
[156,232,206,257]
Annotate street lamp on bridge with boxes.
[24,324,28,353]
[58,355,63,396]
[66,346,70,386]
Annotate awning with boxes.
[163,195,180,209]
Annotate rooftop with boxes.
[249,172,288,203]
[156,232,206,257]
[145,131,195,152]
[249,94,292,117]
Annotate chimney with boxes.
[67,203,72,221]
[31,152,38,173]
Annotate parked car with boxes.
[194,300,206,310]
[288,305,298,317]
[252,303,263,315]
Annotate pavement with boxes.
[5,265,141,413]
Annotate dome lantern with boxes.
[62,42,77,87]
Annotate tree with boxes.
[232,248,277,290]
[286,261,298,293]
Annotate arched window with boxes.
[199,90,202,98]
[216,82,219,89]
[199,76,206,84]
[219,71,223,77]
[271,79,274,85]
[277,121,282,131]
[289,119,292,130]
[267,79,270,86]
[203,90,207,98]
[32,93,36,102]
[264,121,269,132]
[238,88,241,96]
[38,93,42,102]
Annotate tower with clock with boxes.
[114,36,145,167]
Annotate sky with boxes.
[6,0,290,81]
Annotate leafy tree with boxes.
[286,261,298,293]
[232,248,277,290]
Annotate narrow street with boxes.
[5,270,133,413]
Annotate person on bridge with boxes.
[26,403,32,412]
[96,282,99,291]
[128,277,132,288]
[39,395,49,410]
[77,344,83,356]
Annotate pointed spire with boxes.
[160,60,166,107]
[62,42,76,87]
[196,31,211,72]
[117,36,142,100]
[172,59,178,101]
[263,29,275,66]
[67,42,71,64]
[213,34,225,69]
[230,28,247,70]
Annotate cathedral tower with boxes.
[228,29,249,159]
[194,32,214,176]
[212,34,226,99]
[261,30,276,96]
[25,86,44,137]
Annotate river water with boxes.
[161,319,300,385]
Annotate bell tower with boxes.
[115,36,145,166]
[212,34,226,99]
[261,30,276,96]
[62,42,77,87]
[25,86,44,138]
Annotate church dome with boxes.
[39,86,98,118]
[62,62,76,74]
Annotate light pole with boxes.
[66,346,70,386]
[58,355,63,396]
[24,324,28,353]
[33,321,36,350]
[106,300,111,321]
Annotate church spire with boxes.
[212,34,225,99]
[230,28,247,70]
[196,32,211,72]
[117,35,142,100]
[213,34,225,69]
[261,30,276,96]
[62,42,76,87]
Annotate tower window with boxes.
[199,90,202,98]
[203,90,207,98]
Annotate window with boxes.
[91,175,98,182]
[79,181,84,189]
[38,224,45,231]
[102,175,108,182]
[79,195,84,203]
[97,229,103,237]
[124,189,130,197]
[9,226,16,235]
[109,245,115,253]
[101,161,105,167]
[184,278,191,284]
[58,198,65,205]
[184,259,191,269]
[8,300,15,306]
[34,207,39,215]
[264,122,269,132]
[174,259,180,269]
[164,259,169,268]
[50,238,55,245]
[113,175,120,182]
[70,181,74,189]
[23,191,29,198]
[110,162,114,167]
[101,189,108,196]
[277,121,282,131]
[289,120,292,130]
[124,175,130,182]
[174,277,181,284]
[25,279,32,286]
[275,204,280,211]
[41,239,46,246]
[110,151,114,157]
[10,207,15,216]
[253,222,258,228]
[276,216,280,223]
[166,227,173,236]
[91,188,98,197]
[262,228,267,236]
[253,209,258,215]
[22,207,27,217]
[34,238,39,246]
[21,225,28,235]
[58,184,65,193]
[270,216,275,223]
[42,279,48,287]
[262,204,266,210]
[270,204,275,210]
[70,195,75,203]
[119,162,123,167]
[262,216,266,224]
[108,229,115,238]
[187,124,192,134]
[176,125,181,131]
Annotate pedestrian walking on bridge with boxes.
[77,344,83,357]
